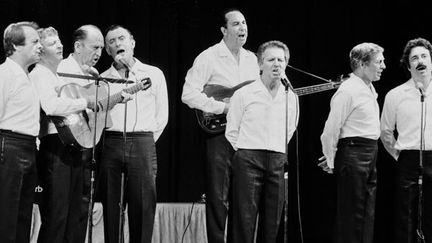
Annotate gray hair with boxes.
[349,42,384,71]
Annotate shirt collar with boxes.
[402,79,416,90]
[216,39,253,59]
[65,54,85,75]
[251,78,285,96]
[350,73,378,97]
[6,57,29,76]
[106,57,144,79]
[34,63,59,78]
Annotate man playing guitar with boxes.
[181,8,260,243]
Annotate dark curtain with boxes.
[1,0,431,242]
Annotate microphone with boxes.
[82,65,100,78]
[280,72,294,90]
[115,54,133,79]
[281,77,294,90]
[115,54,133,70]
[416,82,426,102]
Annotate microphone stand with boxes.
[58,72,133,84]
[55,71,133,243]
[417,89,426,243]
[118,69,129,243]
[281,78,291,243]
[88,76,102,243]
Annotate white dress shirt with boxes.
[29,64,87,137]
[381,78,432,160]
[321,73,380,168]
[182,40,260,114]
[225,80,299,153]
[101,58,168,141]
[0,58,40,136]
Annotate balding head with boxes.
[72,24,104,67]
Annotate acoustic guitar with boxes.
[196,79,343,134]
[49,78,151,149]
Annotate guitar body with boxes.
[50,78,151,149]
[195,80,255,134]
[50,83,112,149]
[195,111,227,135]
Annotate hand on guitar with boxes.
[86,99,103,112]
[318,156,333,174]
[120,91,134,103]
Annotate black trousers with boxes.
[395,150,432,243]
[205,134,234,243]
[231,149,285,243]
[99,131,157,243]
[334,137,378,243]
[0,130,37,243]
[36,134,89,243]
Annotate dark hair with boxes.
[104,24,132,37]
[3,21,39,57]
[219,8,242,28]
[400,37,432,69]
[256,40,290,65]
[349,43,384,71]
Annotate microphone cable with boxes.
[180,194,206,243]
[180,202,196,243]
[295,130,304,243]
[292,90,304,243]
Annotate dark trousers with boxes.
[395,150,432,243]
[0,130,37,243]
[232,149,285,243]
[205,134,234,243]
[36,134,88,243]
[334,137,378,243]
[99,131,157,243]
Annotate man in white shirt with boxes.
[0,21,42,243]
[57,24,105,243]
[381,37,432,243]
[225,40,298,243]
[181,8,260,243]
[319,42,385,243]
[29,27,97,243]
[99,25,168,243]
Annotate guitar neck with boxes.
[99,80,151,110]
[203,80,255,101]
[293,82,340,96]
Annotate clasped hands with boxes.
[317,156,333,174]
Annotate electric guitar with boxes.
[195,80,255,134]
[49,78,151,149]
[196,79,343,134]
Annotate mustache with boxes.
[416,63,427,70]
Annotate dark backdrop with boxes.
[1,0,431,242]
